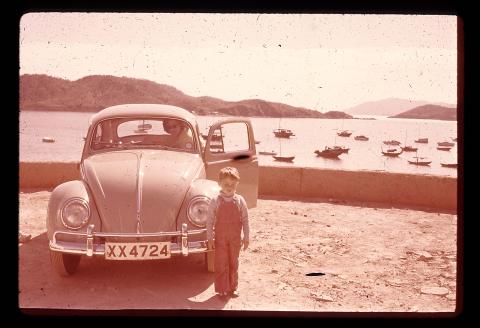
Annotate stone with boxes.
[420,286,449,296]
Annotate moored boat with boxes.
[408,156,432,166]
[314,147,343,158]
[272,155,295,162]
[42,137,55,143]
[440,163,457,168]
[273,128,295,138]
[437,141,455,147]
[401,145,418,152]
[259,150,277,155]
[414,138,428,143]
[437,146,452,151]
[354,135,369,141]
[337,130,352,137]
[383,140,401,146]
[381,148,403,157]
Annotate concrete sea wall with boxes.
[19,162,457,211]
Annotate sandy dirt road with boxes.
[18,190,458,314]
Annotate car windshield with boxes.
[89,117,197,152]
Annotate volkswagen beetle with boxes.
[47,104,258,276]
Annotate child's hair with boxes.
[219,166,240,181]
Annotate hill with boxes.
[19,74,352,119]
[388,105,457,121]
[342,97,455,117]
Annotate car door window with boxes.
[208,122,250,154]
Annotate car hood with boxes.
[83,150,203,233]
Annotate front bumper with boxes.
[49,223,208,257]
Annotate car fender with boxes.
[177,178,220,231]
[47,180,102,241]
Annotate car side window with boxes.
[207,122,250,154]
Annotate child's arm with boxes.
[238,196,249,250]
[206,196,218,249]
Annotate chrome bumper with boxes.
[49,223,208,257]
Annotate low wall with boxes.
[258,166,457,211]
[19,162,457,211]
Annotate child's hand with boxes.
[242,239,249,250]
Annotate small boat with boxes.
[354,135,369,141]
[272,155,295,162]
[408,156,432,166]
[437,146,452,151]
[437,141,455,147]
[273,128,295,138]
[255,140,261,144]
[383,140,401,146]
[42,137,55,143]
[314,147,343,158]
[401,131,417,152]
[401,145,418,152]
[415,138,428,144]
[337,130,352,137]
[381,148,403,157]
[440,163,458,168]
[259,150,277,155]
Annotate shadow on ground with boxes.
[19,233,228,311]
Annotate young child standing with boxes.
[206,167,249,298]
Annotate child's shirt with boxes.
[206,192,249,242]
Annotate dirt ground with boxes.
[18,189,458,314]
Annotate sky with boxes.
[19,13,458,112]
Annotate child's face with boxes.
[219,176,239,197]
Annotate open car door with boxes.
[204,118,258,208]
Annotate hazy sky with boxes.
[19,13,457,111]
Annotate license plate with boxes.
[105,242,171,260]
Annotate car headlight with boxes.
[61,198,90,230]
[187,196,210,228]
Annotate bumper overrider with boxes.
[49,223,208,257]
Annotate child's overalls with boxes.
[214,196,242,294]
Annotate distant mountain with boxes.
[342,97,455,117]
[19,74,353,119]
[389,105,456,121]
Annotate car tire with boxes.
[205,249,215,273]
[50,250,81,276]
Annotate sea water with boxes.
[19,111,458,177]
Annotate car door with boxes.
[204,118,258,208]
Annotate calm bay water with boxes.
[19,111,458,177]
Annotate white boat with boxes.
[42,137,55,143]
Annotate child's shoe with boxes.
[228,290,239,298]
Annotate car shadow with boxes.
[19,232,230,311]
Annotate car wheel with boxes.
[50,250,81,276]
[205,249,215,273]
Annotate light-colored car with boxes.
[47,104,258,276]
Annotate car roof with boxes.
[89,104,197,125]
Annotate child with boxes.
[206,167,249,298]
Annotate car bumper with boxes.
[49,223,208,257]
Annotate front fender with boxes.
[177,178,220,233]
[47,180,102,241]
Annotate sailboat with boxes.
[336,118,351,137]
[401,130,418,152]
[272,137,295,162]
[273,117,295,138]
[407,148,431,166]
